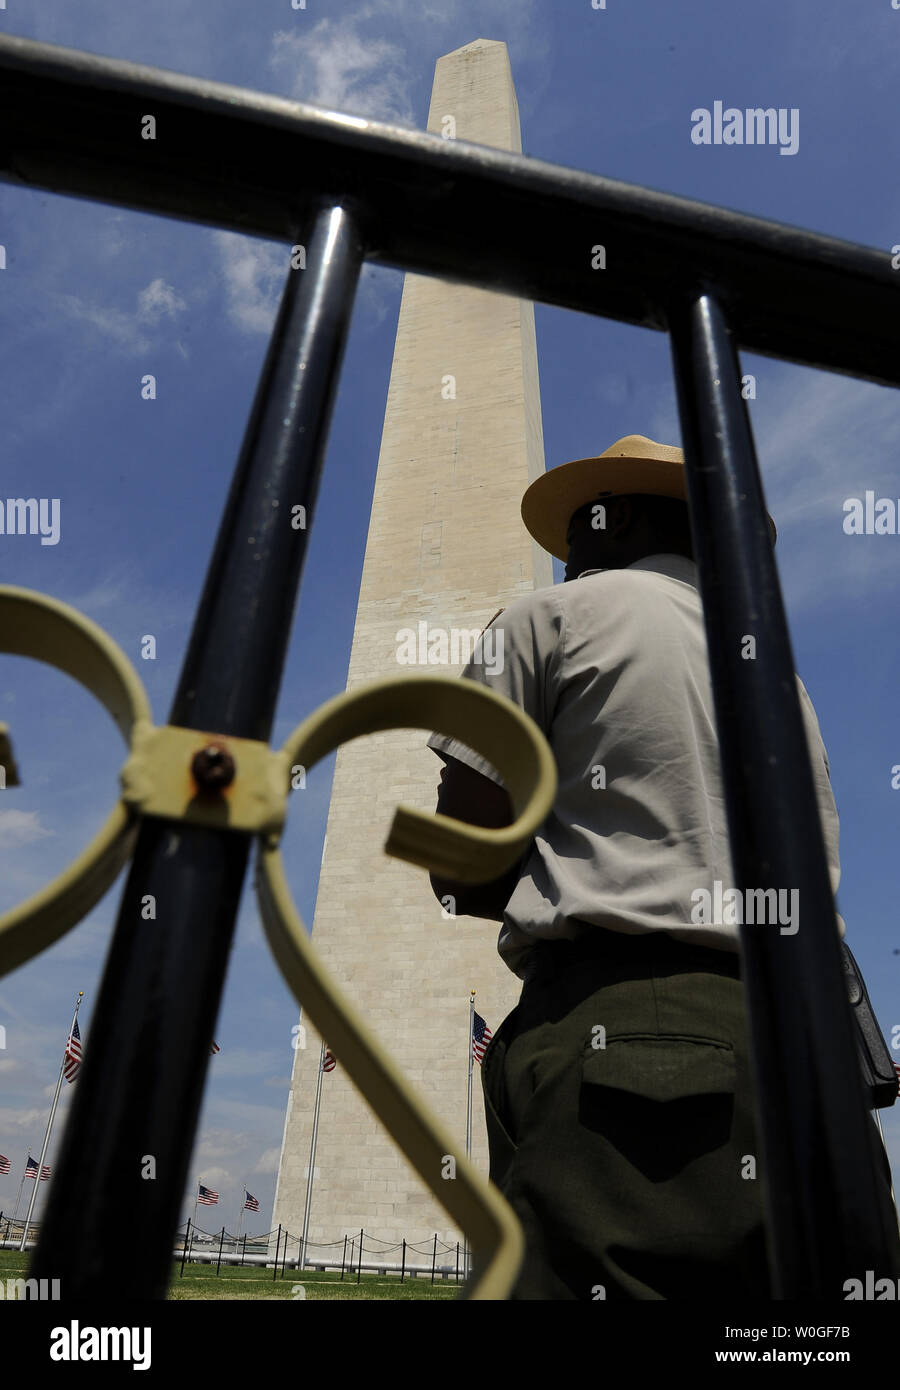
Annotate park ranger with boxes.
[425,433,881,1300]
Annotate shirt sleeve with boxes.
[425,591,565,787]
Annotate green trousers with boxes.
[480,927,899,1300]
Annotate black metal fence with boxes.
[173,1225,465,1284]
[1,31,898,1299]
[1,1216,465,1284]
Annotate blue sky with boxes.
[2,0,900,1237]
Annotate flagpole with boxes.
[465,989,475,1282]
[299,1038,326,1275]
[10,1153,28,1226]
[20,991,84,1252]
[237,1182,245,1245]
[192,1179,200,1232]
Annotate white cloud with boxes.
[211,232,402,338]
[137,278,188,323]
[65,570,144,618]
[213,5,545,335]
[746,365,900,614]
[0,810,54,850]
[267,0,545,127]
[0,1104,48,1133]
[270,21,414,126]
[213,232,288,335]
[57,292,153,357]
[644,359,900,617]
[56,277,187,357]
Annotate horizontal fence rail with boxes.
[1,33,900,387]
[1,31,898,1301]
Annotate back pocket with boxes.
[579,1035,735,1180]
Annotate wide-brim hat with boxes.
[521,434,777,561]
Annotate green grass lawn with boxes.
[169,1264,460,1300]
[0,1248,461,1300]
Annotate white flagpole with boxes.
[192,1179,201,1232]
[10,1153,29,1231]
[19,991,83,1252]
[464,989,475,1282]
[236,1182,246,1245]
[299,1038,326,1274]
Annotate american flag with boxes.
[25,1156,51,1181]
[210,1041,220,1055]
[64,1017,82,1083]
[197,1184,219,1205]
[472,1012,493,1065]
[244,1191,260,1212]
[0,1153,10,1176]
[323,1049,336,1073]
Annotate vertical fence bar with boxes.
[357,1228,363,1284]
[340,1235,347,1281]
[667,287,900,1296]
[180,1220,191,1279]
[30,203,365,1298]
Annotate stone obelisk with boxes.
[272,38,552,1262]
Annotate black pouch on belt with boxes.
[841,941,899,1109]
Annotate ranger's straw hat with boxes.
[521,433,777,561]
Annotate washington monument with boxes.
[272,37,551,1259]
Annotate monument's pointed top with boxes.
[440,38,508,59]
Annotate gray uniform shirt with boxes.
[427,553,844,980]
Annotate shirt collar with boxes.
[576,553,699,587]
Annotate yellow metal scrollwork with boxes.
[256,675,557,1298]
[0,584,559,1297]
[0,586,153,975]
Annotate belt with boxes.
[526,923,743,980]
